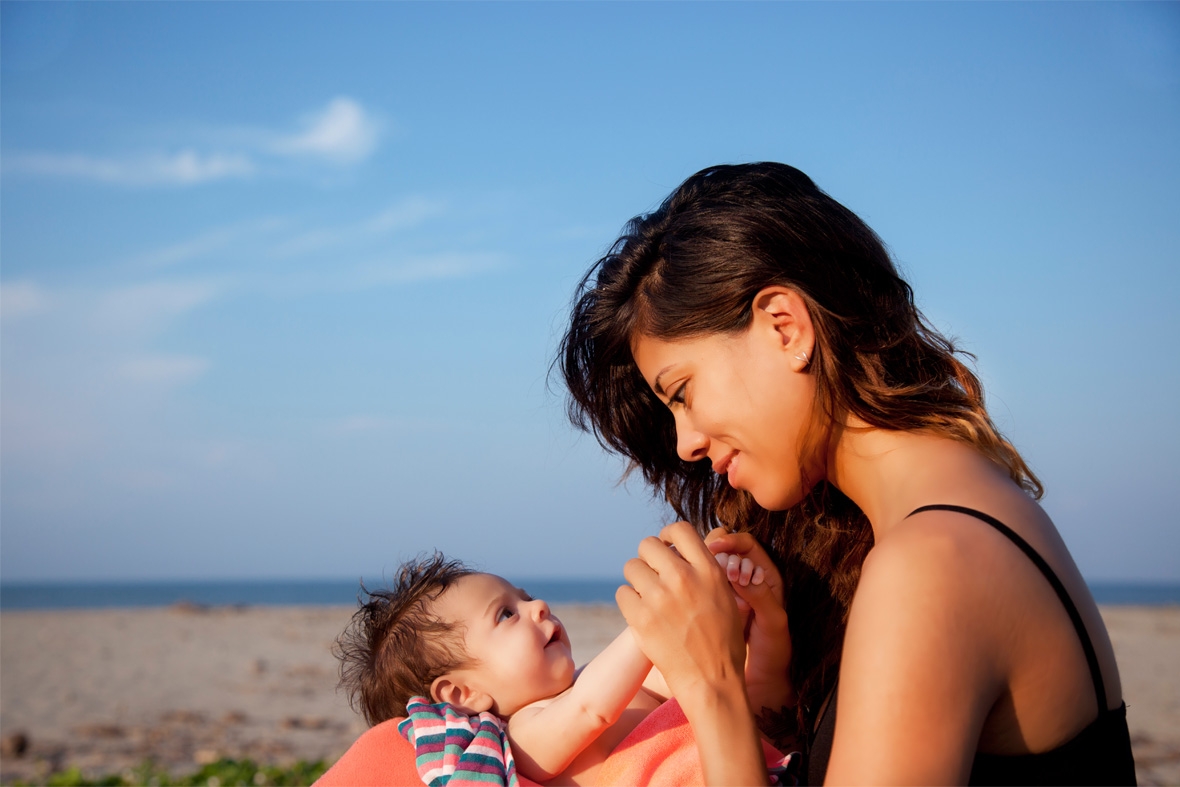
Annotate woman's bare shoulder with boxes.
[860,509,1021,596]
[843,509,1031,714]
[827,513,1019,783]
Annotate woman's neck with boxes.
[825,421,1010,541]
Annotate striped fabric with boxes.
[397,696,519,787]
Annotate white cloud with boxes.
[271,97,378,163]
[94,280,220,334]
[137,228,239,268]
[358,253,502,286]
[328,415,397,434]
[1,281,49,321]
[1,279,221,493]
[132,217,285,268]
[325,415,453,436]
[268,196,445,259]
[4,97,380,188]
[118,354,210,386]
[248,251,501,298]
[269,228,340,259]
[366,197,446,234]
[6,150,254,186]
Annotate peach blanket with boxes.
[315,699,790,786]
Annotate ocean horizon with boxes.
[2,578,1179,611]
[0,577,626,611]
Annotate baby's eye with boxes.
[497,607,515,622]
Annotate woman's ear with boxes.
[431,674,494,715]
[751,286,815,371]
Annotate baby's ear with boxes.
[431,674,494,715]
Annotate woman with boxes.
[559,163,1135,785]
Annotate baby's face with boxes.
[433,573,575,717]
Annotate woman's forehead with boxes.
[631,333,730,383]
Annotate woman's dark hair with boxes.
[559,162,1041,737]
[334,553,477,725]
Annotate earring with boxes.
[795,350,810,365]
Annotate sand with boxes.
[1,604,1176,785]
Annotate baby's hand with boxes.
[712,552,765,613]
[704,529,795,713]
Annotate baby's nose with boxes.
[530,598,550,620]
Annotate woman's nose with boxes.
[675,419,710,463]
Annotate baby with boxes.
[335,548,779,786]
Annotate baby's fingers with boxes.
[715,552,736,582]
[731,575,788,632]
[714,552,744,584]
[739,558,766,587]
[714,553,765,588]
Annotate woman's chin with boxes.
[750,484,808,512]
[748,489,783,511]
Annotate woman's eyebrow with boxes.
[653,365,675,396]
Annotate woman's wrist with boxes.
[676,671,750,717]
[677,675,768,785]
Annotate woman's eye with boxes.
[669,384,687,406]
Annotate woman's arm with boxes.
[825,520,1005,785]
[617,521,769,786]
[507,627,652,781]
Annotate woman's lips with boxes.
[713,450,738,477]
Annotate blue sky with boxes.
[2,2,1178,583]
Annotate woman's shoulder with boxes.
[867,494,1065,574]
[846,501,1125,763]
[861,506,1023,595]
[846,500,1098,695]
[850,505,1045,660]
[831,510,1020,782]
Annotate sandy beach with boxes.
[1,603,1177,785]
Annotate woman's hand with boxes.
[617,521,768,785]
[705,530,796,715]
[616,521,747,701]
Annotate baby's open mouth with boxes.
[546,625,563,646]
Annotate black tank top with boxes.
[804,504,1136,786]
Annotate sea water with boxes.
[0,578,625,610]
[1,578,1177,610]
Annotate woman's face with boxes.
[630,297,822,510]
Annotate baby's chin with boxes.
[533,658,578,705]
[559,655,576,684]
[501,664,578,717]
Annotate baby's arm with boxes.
[507,627,652,782]
[706,530,796,717]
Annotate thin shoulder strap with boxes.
[908,504,1107,711]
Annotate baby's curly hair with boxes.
[334,553,477,725]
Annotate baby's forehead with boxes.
[433,572,516,616]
